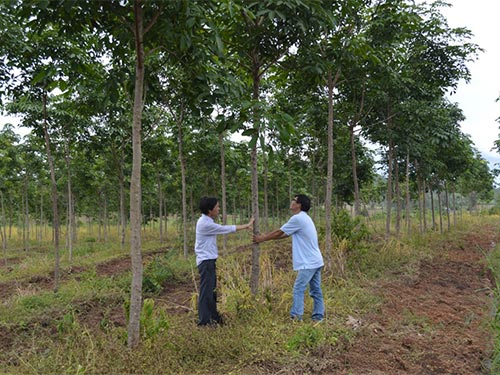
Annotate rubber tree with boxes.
[362,0,480,239]
[216,0,330,294]
[3,0,101,290]
[0,125,21,261]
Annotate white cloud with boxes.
[441,0,500,166]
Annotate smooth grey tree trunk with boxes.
[128,0,146,349]
[219,133,227,254]
[42,92,60,292]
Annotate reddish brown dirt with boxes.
[324,229,499,375]
[0,249,168,300]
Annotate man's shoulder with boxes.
[296,211,311,220]
[197,214,212,226]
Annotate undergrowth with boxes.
[1,215,497,374]
[486,237,500,374]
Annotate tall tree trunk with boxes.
[263,140,269,232]
[103,192,108,242]
[405,152,411,236]
[219,133,227,254]
[437,189,443,234]
[0,191,6,264]
[423,179,427,232]
[119,152,126,250]
[65,139,74,263]
[385,142,394,240]
[350,85,364,217]
[157,172,163,244]
[24,176,29,251]
[250,63,261,295]
[430,186,436,230]
[325,68,341,267]
[445,181,450,231]
[42,91,60,292]
[452,184,457,226]
[394,155,401,238]
[176,105,188,258]
[39,192,43,244]
[349,124,361,217]
[128,0,145,349]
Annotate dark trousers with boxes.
[197,259,222,325]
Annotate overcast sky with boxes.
[439,0,500,167]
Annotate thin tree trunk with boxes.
[430,186,436,230]
[103,193,108,242]
[21,187,24,246]
[325,68,341,267]
[158,173,163,244]
[452,185,457,226]
[394,155,401,238]
[128,0,146,349]
[405,152,411,236]
[219,133,227,254]
[350,85,364,217]
[263,140,269,233]
[437,189,443,234]
[42,91,60,292]
[250,64,261,295]
[350,124,361,217]
[385,142,394,240]
[65,139,74,262]
[24,176,29,250]
[119,152,126,250]
[39,192,43,243]
[176,105,188,258]
[0,191,7,264]
[423,179,427,232]
[445,181,451,231]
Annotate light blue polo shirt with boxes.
[280,211,324,271]
[195,214,236,266]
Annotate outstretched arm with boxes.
[235,217,254,231]
[253,229,287,243]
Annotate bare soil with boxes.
[323,228,499,375]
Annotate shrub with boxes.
[330,209,369,246]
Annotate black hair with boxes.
[295,194,311,212]
[199,196,218,215]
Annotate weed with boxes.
[57,310,77,334]
[142,252,191,295]
[140,298,169,339]
[286,324,324,353]
[487,244,500,374]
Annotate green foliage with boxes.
[331,209,370,245]
[142,256,174,295]
[140,298,169,340]
[56,310,77,334]
[142,252,190,295]
[286,324,324,353]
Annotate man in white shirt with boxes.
[253,194,325,322]
[195,196,254,326]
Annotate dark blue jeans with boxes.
[197,259,222,325]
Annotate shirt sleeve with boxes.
[280,215,301,236]
[199,220,236,235]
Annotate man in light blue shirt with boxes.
[254,194,324,322]
[195,197,254,326]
